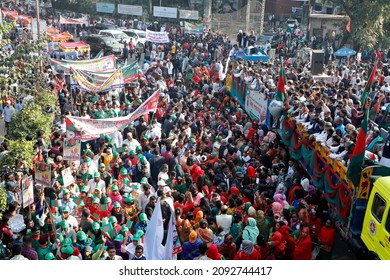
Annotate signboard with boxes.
[179,10,199,20]
[96,2,115,14]
[63,138,82,161]
[61,167,75,188]
[245,90,269,123]
[22,176,34,208]
[117,4,143,16]
[35,162,52,188]
[153,6,177,19]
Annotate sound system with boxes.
[311,50,324,75]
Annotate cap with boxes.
[98,163,105,168]
[92,197,100,204]
[139,213,147,222]
[93,172,100,178]
[109,216,117,224]
[140,177,148,184]
[62,237,72,247]
[62,188,70,195]
[136,146,142,151]
[189,231,197,243]
[103,197,111,204]
[125,197,135,204]
[163,186,171,194]
[111,185,119,191]
[114,234,124,242]
[77,231,87,241]
[92,222,100,230]
[120,168,128,175]
[129,150,136,156]
[59,220,69,229]
[62,206,70,213]
[45,252,56,260]
[157,180,167,186]
[121,225,129,233]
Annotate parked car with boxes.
[83,35,122,57]
[93,22,121,33]
[286,18,299,28]
[98,29,131,44]
[122,29,146,47]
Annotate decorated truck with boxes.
[280,119,390,259]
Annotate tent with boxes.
[334,47,356,57]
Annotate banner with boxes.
[66,89,161,140]
[59,15,89,25]
[35,162,52,188]
[153,6,177,19]
[49,55,116,75]
[22,176,34,208]
[61,167,75,188]
[179,10,199,20]
[146,29,170,43]
[183,21,204,34]
[117,4,143,16]
[63,138,81,161]
[94,49,104,59]
[123,61,139,83]
[70,66,123,92]
[96,2,115,13]
[245,90,269,123]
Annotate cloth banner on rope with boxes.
[66,89,161,140]
[183,21,204,34]
[146,29,170,43]
[70,66,123,92]
[49,55,116,75]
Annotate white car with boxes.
[122,29,146,47]
[98,29,132,44]
[286,18,299,28]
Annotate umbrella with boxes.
[334,47,356,57]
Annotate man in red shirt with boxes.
[128,38,135,58]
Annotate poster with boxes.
[245,90,269,123]
[35,162,52,188]
[63,138,82,161]
[117,4,143,16]
[153,6,177,19]
[22,176,34,208]
[61,167,75,188]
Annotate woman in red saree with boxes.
[292,227,312,260]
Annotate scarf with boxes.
[206,244,223,260]
[242,218,259,244]
[240,240,254,255]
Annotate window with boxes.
[372,193,386,223]
[386,210,390,233]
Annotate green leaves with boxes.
[0,188,7,221]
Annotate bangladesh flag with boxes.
[360,62,377,106]
[123,61,139,83]
[275,62,289,110]
[347,105,369,187]
[51,200,62,208]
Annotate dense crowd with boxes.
[1,5,390,261]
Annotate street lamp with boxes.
[36,0,40,39]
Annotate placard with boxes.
[153,6,177,19]
[117,4,143,16]
[22,176,34,208]
[61,167,75,188]
[63,138,82,161]
[35,162,52,188]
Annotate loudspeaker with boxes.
[311,50,324,75]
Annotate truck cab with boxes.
[361,176,390,259]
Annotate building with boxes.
[309,14,348,40]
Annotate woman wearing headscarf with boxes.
[317,219,336,260]
[178,219,192,244]
[267,231,286,259]
[196,220,214,247]
[229,212,243,248]
[218,234,236,260]
[234,240,261,260]
[293,227,312,260]
[193,210,204,228]
[207,244,225,260]
[242,217,259,244]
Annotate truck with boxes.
[280,120,390,259]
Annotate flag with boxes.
[347,105,369,187]
[360,62,377,106]
[123,61,139,83]
[51,199,62,208]
[130,89,160,121]
[163,207,182,259]
[275,61,289,110]
[143,198,164,260]
[346,17,351,33]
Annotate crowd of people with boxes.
[1,3,390,261]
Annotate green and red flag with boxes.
[123,61,139,83]
[51,199,62,208]
[347,104,369,187]
[275,61,289,110]
[360,61,378,106]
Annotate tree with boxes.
[327,0,390,49]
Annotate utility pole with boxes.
[259,0,265,35]
[36,0,40,40]
[203,0,212,30]
[245,0,251,33]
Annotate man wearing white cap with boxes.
[3,100,15,134]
